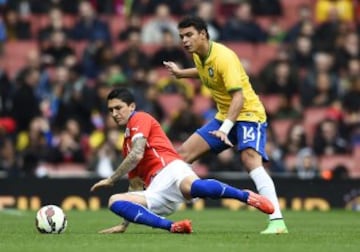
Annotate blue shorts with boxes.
[196,119,269,161]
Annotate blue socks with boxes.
[190,179,249,202]
[110,200,172,231]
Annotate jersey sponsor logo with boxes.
[131,127,139,131]
[242,126,255,143]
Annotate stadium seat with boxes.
[260,94,282,115]
[69,41,88,59]
[284,154,297,171]
[271,119,295,145]
[252,44,279,75]
[191,95,213,116]
[318,155,357,178]
[141,44,161,56]
[3,41,38,78]
[223,42,255,62]
[4,41,37,59]
[303,107,328,145]
[157,93,187,118]
[108,15,127,41]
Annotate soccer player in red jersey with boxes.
[90,88,274,234]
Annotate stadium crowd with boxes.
[0,0,359,179]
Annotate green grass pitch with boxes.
[1,209,359,252]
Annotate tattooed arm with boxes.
[90,137,147,192]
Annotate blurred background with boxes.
[0,0,359,187]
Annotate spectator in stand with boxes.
[0,61,13,117]
[7,0,32,16]
[300,52,339,107]
[265,127,286,174]
[261,60,299,99]
[17,116,52,176]
[11,69,41,132]
[141,3,179,44]
[14,49,51,102]
[130,0,184,16]
[339,58,360,94]
[167,98,203,143]
[3,9,32,40]
[272,94,302,120]
[81,38,113,79]
[220,2,267,42]
[38,7,71,44]
[53,66,97,134]
[284,4,314,43]
[314,6,351,52]
[334,32,360,73]
[290,35,314,71]
[313,118,349,155]
[341,75,360,145]
[0,137,21,177]
[46,128,86,164]
[250,0,283,16]
[294,147,320,180]
[0,17,6,54]
[315,0,354,23]
[41,31,75,66]
[266,20,286,44]
[195,0,221,41]
[282,121,308,156]
[117,14,142,41]
[258,48,296,94]
[151,29,191,68]
[114,29,149,78]
[71,0,111,43]
[302,72,338,107]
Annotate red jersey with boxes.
[123,111,181,187]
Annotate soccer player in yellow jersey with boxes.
[164,16,288,234]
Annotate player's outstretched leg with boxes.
[110,200,192,234]
[190,179,274,214]
[249,167,288,234]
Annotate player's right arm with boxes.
[163,61,199,78]
[90,137,147,192]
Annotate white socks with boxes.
[249,166,283,220]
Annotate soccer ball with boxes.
[35,205,67,234]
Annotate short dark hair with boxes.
[178,16,209,39]
[107,88,135,105]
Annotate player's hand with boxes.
[90,178,114,192]
[163,61,181,78]
[98,223,128,234]
[209,130,234,147]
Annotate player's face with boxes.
[179,26,206,53]
[107,98,135,126]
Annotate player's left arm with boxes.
[90,137,147,191]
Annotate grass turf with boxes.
[0,209,358,252]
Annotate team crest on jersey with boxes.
[125,128,130,137]
[208,67,214,77]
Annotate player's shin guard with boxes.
[190,179,249,202]
[110,200,172,230]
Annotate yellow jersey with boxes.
[193,41,266,122]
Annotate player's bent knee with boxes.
[108,194,126,208]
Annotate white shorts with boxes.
[130,160,197,216]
